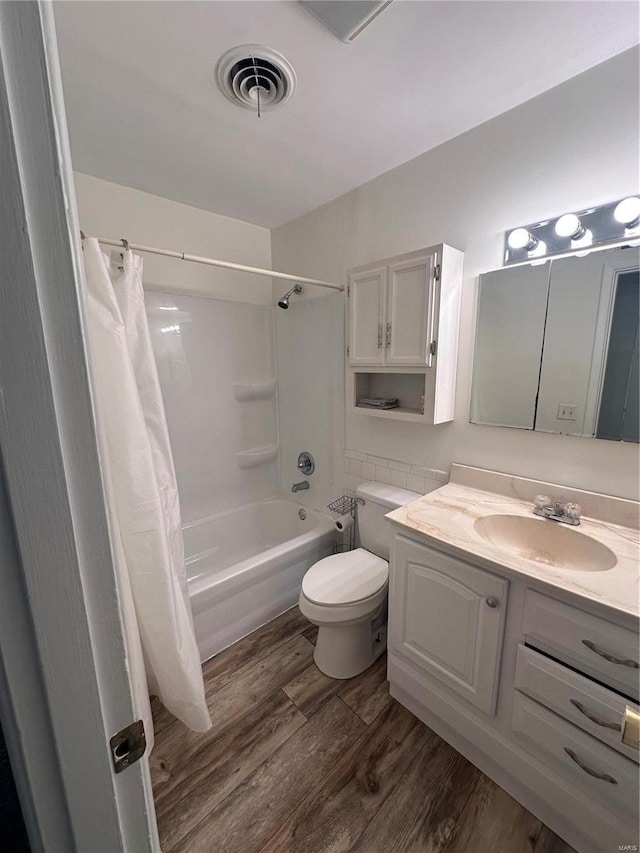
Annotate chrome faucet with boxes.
[533,495,581,526]
[292,481,310,493]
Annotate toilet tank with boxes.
[355,481,422,561]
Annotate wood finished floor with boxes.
[150,608,576,853]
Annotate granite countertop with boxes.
[386,464,640,622]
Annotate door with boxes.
[386,252,436,366]
[390,534,508,714]
[348,267,386,365]
[0,4,158,851]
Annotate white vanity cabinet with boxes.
[388,527,640,853]
[390,535,508,714]
[347,243,463,423]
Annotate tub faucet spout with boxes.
[292,481,309,493]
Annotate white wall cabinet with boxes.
[390,534,508,714]
[347,244,463,423]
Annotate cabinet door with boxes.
[386,252,436,365]
[348,268,386,365]
[390,534,508,714]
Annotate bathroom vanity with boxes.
[386,464,639,853]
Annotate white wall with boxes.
[74,172,272,303]
[272,48,640,501]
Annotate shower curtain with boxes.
[82,237,211,734]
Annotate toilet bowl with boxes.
[299,481,420,679]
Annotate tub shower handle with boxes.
[297,452,315,476]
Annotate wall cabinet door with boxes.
[348,267,386,365]
[390,534,508,714]
[386,252,436,366]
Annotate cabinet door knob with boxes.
[485,597,498,608]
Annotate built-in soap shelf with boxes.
[236,445,279,469]
[233,380,276,402]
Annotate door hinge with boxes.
[434,264,441,282]
[110,720,146,773]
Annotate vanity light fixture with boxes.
[503,195,640,266]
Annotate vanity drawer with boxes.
[522,591,639,699]
[512,692,638,820]
[515,645,639,763]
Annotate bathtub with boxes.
[184,498,336,662]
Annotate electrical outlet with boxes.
[557,404,577,421]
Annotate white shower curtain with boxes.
[82,237,211,734]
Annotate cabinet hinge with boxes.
[429,340,437,357]
[109,720,146,773]
[434,264,441,282]
[346,345,350,357]
[347,285,350,296]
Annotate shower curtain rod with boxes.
[83,233,345,292]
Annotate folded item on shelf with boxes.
[357,397,399,409]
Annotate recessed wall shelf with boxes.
[236,445,279,468]
[233,381,277,402]
[353,371,429,423]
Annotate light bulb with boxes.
[508,228,538,251]
[555,213,585,240]
[614,196,640,227]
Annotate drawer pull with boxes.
[564,748,618,784]
[570,698,622,732]
[582,640,639,669]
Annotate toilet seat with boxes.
[301,548,388,606]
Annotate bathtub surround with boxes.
[272,48,640,502]
[146,292,278,525]
[75,175,341,664]
[275,291,345,512]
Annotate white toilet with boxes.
[299,481,420,679]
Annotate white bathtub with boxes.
[184,498,336,662]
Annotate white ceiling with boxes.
[54,1,639,229]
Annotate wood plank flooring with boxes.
[151,608,576,853]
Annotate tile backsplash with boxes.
[345,450,448,496]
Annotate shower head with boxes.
[277,284,302,309]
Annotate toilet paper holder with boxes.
[327,495,359,553]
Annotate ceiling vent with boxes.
[216,45,296,113]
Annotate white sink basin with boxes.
[473,514,617,572]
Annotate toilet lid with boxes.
[302,548,389,606]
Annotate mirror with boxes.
[471,246,639,442]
